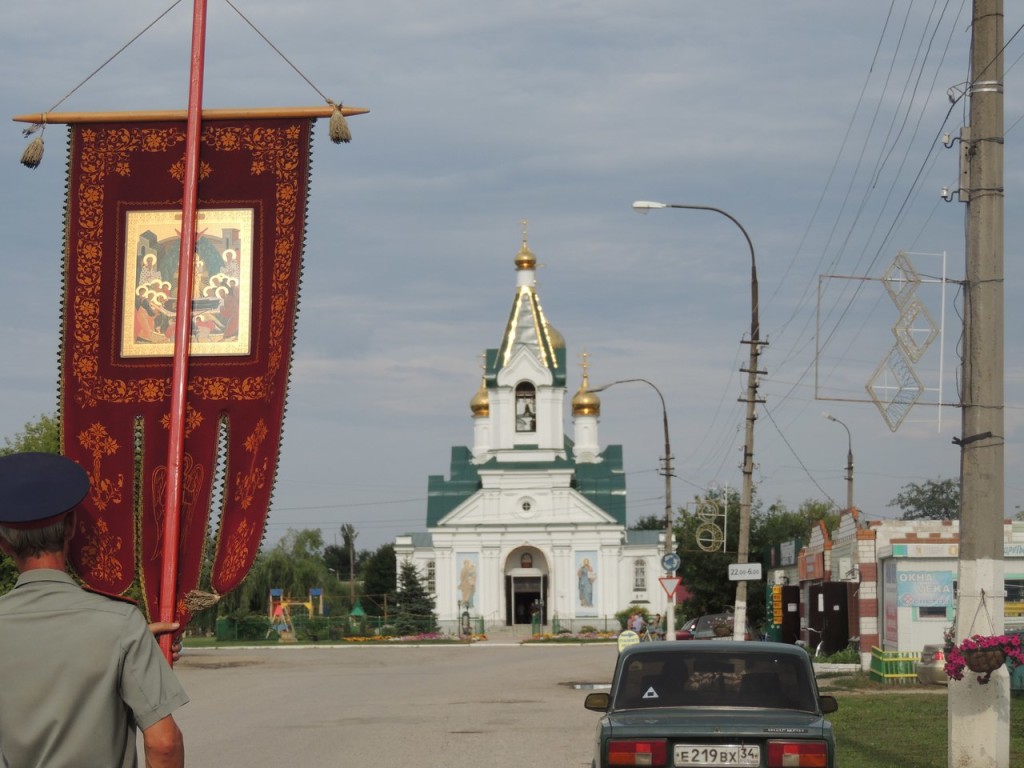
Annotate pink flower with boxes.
[944,633,1024,684]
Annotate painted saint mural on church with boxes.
[575,551,598,616]
[457,552,478,608]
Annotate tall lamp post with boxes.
[823,412,854,511]
[590,377,676,641]
[633,201,762,643]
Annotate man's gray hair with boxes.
[0,516,70,559]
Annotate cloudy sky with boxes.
[2,1,1023,552]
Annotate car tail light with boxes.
[608,739,668,766]
[767,740,828,767]
[934,650,945,661]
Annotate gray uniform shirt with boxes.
[0,569,189,767]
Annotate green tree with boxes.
[888,478,960,520]
[1,414,61,595]
[675,489,745,621]
[233,529,332,615]
[753,499,838,548]
[360,543,397,618]
[1,412,60,456]
[630,515,667,531]
[393,559,436,636]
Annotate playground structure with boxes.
[268,587,324,642]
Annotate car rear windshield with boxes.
[613,650,817,712]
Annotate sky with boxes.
[2,1,1024,553]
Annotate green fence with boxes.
[868,647,921,684]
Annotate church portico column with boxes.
[481,546,501,629]
[551,543,571,624]
[435,549,455,623]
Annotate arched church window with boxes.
[515,382,537,432]
[521,552,533,569]
[633,559,647,591]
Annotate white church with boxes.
[394,231,666,631]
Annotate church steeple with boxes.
[572,351,602,463]
[495,221,564,381]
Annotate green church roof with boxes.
[425,439,626,527]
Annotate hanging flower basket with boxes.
[962,648,1005,674]
[945,633,1024,684]
[710,617,733,637]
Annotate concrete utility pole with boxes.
[949,2,1008,767]
[824,413,854,511]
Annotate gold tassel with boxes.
[328,100,351,144]
[184,589,221,613]
[20,136,44,169]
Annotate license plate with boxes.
[675,744,760,767]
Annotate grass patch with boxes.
[830,689,1023,767]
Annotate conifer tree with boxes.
[394,560,436,636]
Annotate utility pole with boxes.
[949,2,1008,767]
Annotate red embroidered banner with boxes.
[61,118,311,622]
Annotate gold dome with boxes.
[572,382,601,417]
[545,323,565,349]
[514,241,536,271]
[514,219,536,271]
[470,378,490,417]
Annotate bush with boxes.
[614,606,650,630]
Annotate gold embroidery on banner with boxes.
[69,123,303,406]
[169,158,212,182]
[149,453,206,561]
[77,422,124,511]
[76,516,125,584]
[219,518,253,584]
[234,419,269,510]
[158,405,204,437]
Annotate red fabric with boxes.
[61,119,311,622]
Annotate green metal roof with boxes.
[425,439,626,527]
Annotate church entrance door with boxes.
[505,549,548,626]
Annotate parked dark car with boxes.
[584,641,838,768]
[677,612,754,641]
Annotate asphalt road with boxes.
[153,642,619,767]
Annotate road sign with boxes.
[617,630,640,652]
[661,552,681,572]
[728,563,762,581]
[659,576,682,597]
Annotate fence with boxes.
[868,647,921,685]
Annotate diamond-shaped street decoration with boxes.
[893,296,939,363]
[866,345,924,431]
[882,250,921,311]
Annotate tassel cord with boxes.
[27,0,184,128]
[222,0,333,105]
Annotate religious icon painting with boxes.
[120,208,254,358]
[575,550,598,616]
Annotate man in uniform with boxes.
[0,452,189,767]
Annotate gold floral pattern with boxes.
[235,419,269,510]
[76,516,125,585]
[77,422,124,511]
[218,518,253,584]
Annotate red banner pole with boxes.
[159,0,208,664]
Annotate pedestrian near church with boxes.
[0,452,189,768]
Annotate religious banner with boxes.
[60,117,313,623]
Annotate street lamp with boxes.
[823,412,854,511]
[633,200,762,643]
[589,377,676,642]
